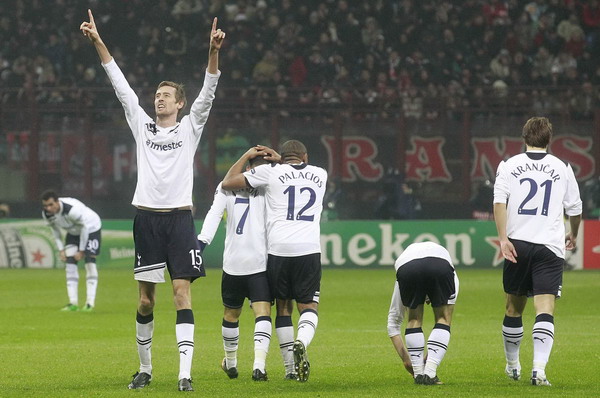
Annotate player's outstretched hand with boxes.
[80,9,101,43]
[500,239,518,263]
[565,232,577,251]
[209,17,226,52]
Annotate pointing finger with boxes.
[212,17,217,32]
[88,9,95,24]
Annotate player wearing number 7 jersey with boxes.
[222,140,328,382]
[198,153,276,381]
[493,117,582,387]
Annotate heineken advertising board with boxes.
[0,219,587,269]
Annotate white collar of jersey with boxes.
[156,122,180,132]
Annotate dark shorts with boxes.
[66,229,102,257]
[133,209,205,283]
[396,257,458,309]
[503,239,564,297]
[267,253,321,303]
[221,271,272,309]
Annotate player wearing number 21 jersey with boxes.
[493,117,581,387]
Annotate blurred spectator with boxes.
[0,203,9,218]
[374,169,421,220]
[583,177,600,219]
[470,180,494,220]
[570,81,599,120]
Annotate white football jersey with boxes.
[387,282,406,337]
[393,242,455,272]
[103,59,220,208]
[494,151,582,258]
[244,162,328,256]
[42,198,102,251]
[197,182,267,276]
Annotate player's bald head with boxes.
[281,140,307,162]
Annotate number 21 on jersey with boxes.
[518,178,552,216]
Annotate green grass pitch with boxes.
[0,268,599,397]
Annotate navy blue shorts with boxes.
[503,239,563,297]
[133,209,205,283]
[221,271,272,308]
[267,253,321,304]
[396,257,457,309]
[66,229,101,257]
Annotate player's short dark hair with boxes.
[281,140,307,162]
[41,190,59,201]
[522,117,552,148]
[157,81,187,116]
[249,155,269,168]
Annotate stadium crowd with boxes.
[1,0,600,119]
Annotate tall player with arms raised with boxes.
[80,9,225,392]
[222,140,327,382]
[198,149,280,381]
[493,117,582,386]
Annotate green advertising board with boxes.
[1,219,513,269]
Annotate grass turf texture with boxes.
[0,268,598,397]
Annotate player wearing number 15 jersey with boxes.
[197,154,272,381]
[81,9,225,391]
[222,140,327,382]
[493,117,582,387]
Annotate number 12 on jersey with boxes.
[284,185,316,221]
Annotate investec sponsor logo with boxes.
[321,224,476,267]
[145,139,183,151]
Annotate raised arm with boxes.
[81,9,147,136]
[80,9,112,64]
[187,18,226,135]
[207,17,225,75]
[221,147,264,191]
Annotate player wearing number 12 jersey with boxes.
[197,153,274,381]
[493,117,582,387]
[222,140,327,382]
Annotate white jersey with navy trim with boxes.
[393,242,455,272]
[42,198,102,251]
[493,151,582,258]
[102,58,220,208]
[198,182,267,276]
[387,282,406,337]
[243,162,328,256]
